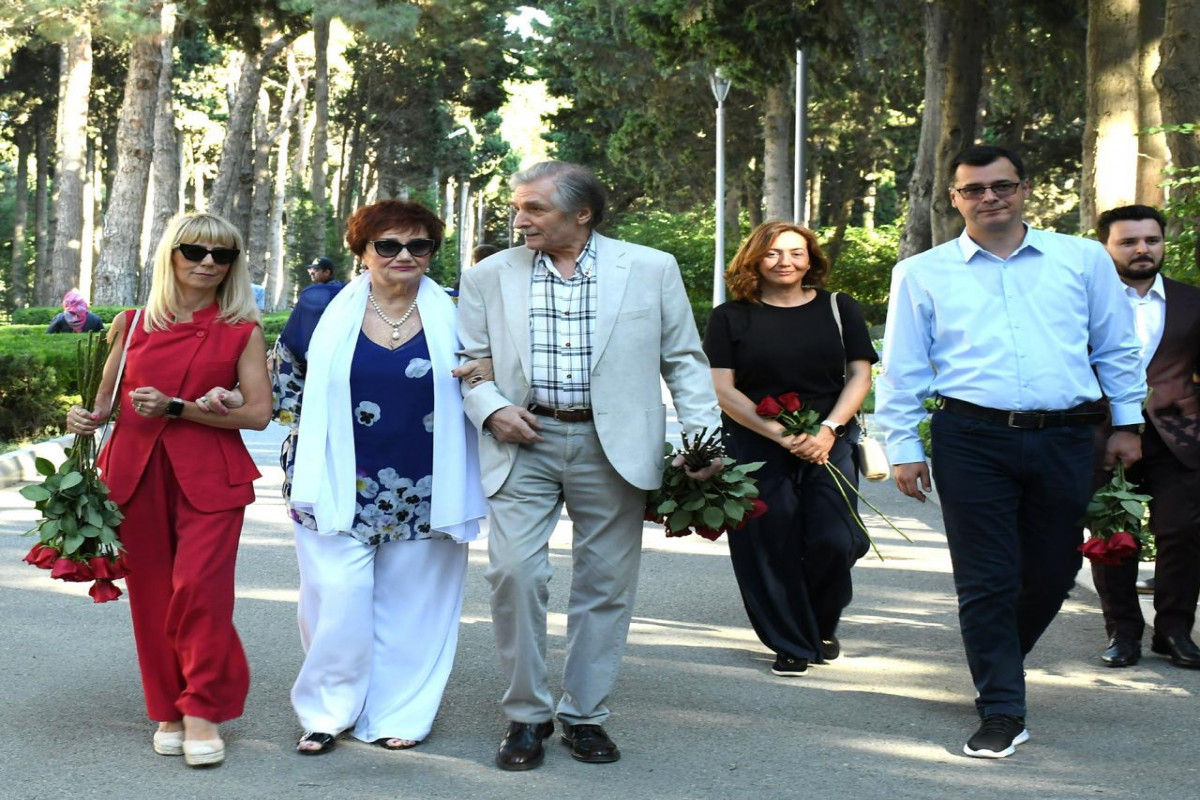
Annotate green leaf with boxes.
[59,471,84,490]
[682,495,707,511]
[34,457,56,477]
[701,506,726,529]
[63,533,85,555]
[60,515,78,535]
[656,499,677,515]
[98,527,118,545]
[86,506,104,528]
[79,525,103,540]
[1119,500,1146,520]
[667,508,692,532]
[38,518,61,539]
[723,499,745,521]
[19,485,52,502]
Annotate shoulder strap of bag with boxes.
[97,308,142,453]
[829,291,870,435]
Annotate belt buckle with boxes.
[1006,410,1043,430]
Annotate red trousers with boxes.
[118,442,250,723]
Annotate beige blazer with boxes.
[457,233,722,497]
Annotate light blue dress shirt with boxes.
[876,226,1147,464]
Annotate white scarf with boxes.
[289,273,487,541]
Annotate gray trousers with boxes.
[485,417,647,725]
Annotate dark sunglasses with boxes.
[371,238,437,258]
[176,243,240,265]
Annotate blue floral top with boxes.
[271,285,444,545]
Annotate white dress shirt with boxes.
[1124,273,1166,370]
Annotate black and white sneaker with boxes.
[771,655,809,676]
[963,714,1029,758]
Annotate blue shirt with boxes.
[876,226,1147,464]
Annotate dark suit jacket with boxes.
[1144,277,1200,469]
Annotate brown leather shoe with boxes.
[561,723,620,763]
[496,720,554,771]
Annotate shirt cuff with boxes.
[1108,403,1146,428]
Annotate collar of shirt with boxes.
[956,223,1043,263]
[1123,272,1166,303]
[534,232,598,280]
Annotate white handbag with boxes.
[830,292,890,482]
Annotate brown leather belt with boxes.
[937,396,1105,429]
[529,405,594,422]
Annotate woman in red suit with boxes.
[68,212,271,767]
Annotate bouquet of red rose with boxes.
[755,393,911,559]
[645,429,768,540]
[20,333,128,603]
[1078,463,1149,566]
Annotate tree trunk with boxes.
[143,2,181,302]
[208,38,290,220]
[94,19,162,305]
[271,117,293,311]
[310,13,331,258]
[1082,0,1140,230]
[931,0,985,245]
[806,166,820,228]
[1154,0,1200,268]
[862,166,877,231]
[35,125,51,304]
[761,81,792,221]
[1137,0,1167,206]
[46,27,93,305]
[10,129,31,309]
[898,0,949,260]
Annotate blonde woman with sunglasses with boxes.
[68,212,272,768]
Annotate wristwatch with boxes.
[820,419,847,437]
[1112,423,1144,434]
[165,397,185,419]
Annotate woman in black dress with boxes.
[703,221,877,676]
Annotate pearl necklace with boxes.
[369,291,417,341]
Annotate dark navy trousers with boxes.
[930,409,1094,719]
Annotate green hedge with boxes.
[11,306,131,325]
[0,314,291,450]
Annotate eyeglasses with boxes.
[952,181,1022,200]
[176,243,240,265]
[371,238,437,258]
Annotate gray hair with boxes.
[510,161,607,228]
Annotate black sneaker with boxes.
[821,636,841,660]
[963,714,1029,758]
[771,655,809,676]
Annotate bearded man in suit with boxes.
[1092,204,1200,670]
[457,161,722,771]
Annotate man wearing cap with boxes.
[307,257,340,286]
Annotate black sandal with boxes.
[374,737,420,751]
[297,731,336,755]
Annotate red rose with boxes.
[694,526,724,541]
[755,397,783,417]
[88,579,123,604]
[1107,531,1139,561]
[109,555,131,579]
[24,544,60,570]
[1078,537,1121,566]
[748,498,769,519]
[50,558,95,583]
[89,556,120,580]
[778,392,803,413]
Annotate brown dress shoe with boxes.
[496,720,554,771]
[561,723,620,763]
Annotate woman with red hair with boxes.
[703,221,877,677]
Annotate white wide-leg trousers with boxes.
[290,522,469,742]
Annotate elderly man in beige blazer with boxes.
[458,161,722,771]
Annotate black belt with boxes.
[529,405,594,422]
[936,396,1105,429]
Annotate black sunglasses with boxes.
[371,238,438,258]
[176,243,240,265]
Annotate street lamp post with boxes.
[710,69,731,308]
[793,48,808,226]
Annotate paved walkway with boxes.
[0,424,1191,800]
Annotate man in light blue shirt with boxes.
[876,145,1146,759]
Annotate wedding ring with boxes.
[135,402,143,412]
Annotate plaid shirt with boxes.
[529,234,598,409]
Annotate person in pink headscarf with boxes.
[47,290,105,333]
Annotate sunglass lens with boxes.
[178,243,205,261]
[373,240,402,258]
[211,249,239,265]
[406,239,436,256]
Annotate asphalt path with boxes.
[1,422,1195,800]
